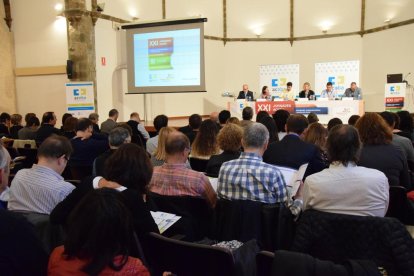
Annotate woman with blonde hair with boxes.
[304,123,329,166]
[151,126,177,167]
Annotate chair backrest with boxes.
[147,192,213,241]
[17,147,38,168]
[386,186,414,225]
[189,157,209,172]
[213,199,294,251]
[256,251,274,276]
[146,232,236,276]
[292,209,414,275]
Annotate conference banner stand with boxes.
[65,82,95,117]
[385,83,406,112]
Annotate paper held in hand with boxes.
[150,211,181,234]
[275,163,308,196]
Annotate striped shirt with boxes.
[8,165,75,214]
[217,152,302,215]
[149,163,217,207]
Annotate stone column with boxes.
[0,1,17,113]
[64,0,98,110]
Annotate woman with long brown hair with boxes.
[190,119,220,159]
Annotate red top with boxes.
[48,246,150,276]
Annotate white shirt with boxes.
[8,165,75,214]
[146,135,158,156]
[303,162,389,217]
[137,123,150,140]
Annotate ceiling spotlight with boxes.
[54,3,63,11]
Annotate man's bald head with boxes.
[165,132,190,156]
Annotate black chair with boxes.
[291,209,414,276]
[146,232,236,276]
[213,199,294,251]
[68,165,92,181]
[386,185,414,225]
[17,148,38,169]
[256,250,274,276]
[189,157,209,172]
[147,192,213,241]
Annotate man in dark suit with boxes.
[298,82,315,100]
[237,84,254,101]
[263,114,326,179]
[35,111,61,145]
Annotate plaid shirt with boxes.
[217,152,302,215]
[149,163,217,207]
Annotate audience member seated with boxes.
[210,111,219,124]
[227,117,240,125]
[0,209,49,275]
[178,114,202,144]
[93,127,131,177]
[127,112,149,144]
[263,114,325,179]
[396,110,414,141]
[146,114,168,156]
[327,117,343,131]
[151,127,177,167]
[88,112,100,133]
[48,188,150,275]
[0,112,11,137]
[307,112,319,124]
[259,116,279,144]
[61,116,78,140]
[217,123,303,215]
[272,109,290,140]
[0,144,11,205]
[149,132,217,207]
[60,113,73,132]
[69,118,109,167]
[347,114,360,126]
[100,108,119,134]
[381,111,414,167]
[355,113,411,190]
[303,125,389,216]
[303,122,329,166]
[8,136,75,214]
[51,144,159,241]
[256,110,270,123]
[218,110,231,128]
[18,115,40,140]
[35,111,61,145]
[191,119,220,160]
[240,106,254,128]
[9,113,23,139]
[206,123,242,177]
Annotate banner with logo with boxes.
[314,60,360,97]
[65,82,95,117]
[259,64,300,99]
[385,83,406,111]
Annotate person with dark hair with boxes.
[256,110,269,123]
[0,112,11,137]
[281,82,295,101]
[218,110,231,126]
[380,111,414,167]
[299,82,315,100]
[126,112,147,147]
[356,113,410,189]
[304,123,329,166]
[218,123,303,215]
[241,106,254,128]
[260,86,271,100]
[191,119,220,159]
[70,118,109,167]
[18,115,40,140]
[88,112,100,133]
[35,111,61,145]
[259,116,279,144]
[146,114,168,155]
[62,117,78,139]
[237,84,254,101]
[100,109,119,134]
[178,113,202,144]
[48,188,150,275]
[206,123,242,177]
[51,143,159,240]
[320,82,337,100]
[347,114,360,126]
[307,113,319,124]
[272,109,290,140]
[93,127,131,177]
[396,110,414,141]
[327,117,343,131]
[8,135,75,214]
[9,114,23,139]
[343,82,362,99]
[263,114,325,179]
[60,113,73,131]
[303,125,389,216]
[149,132,217,207]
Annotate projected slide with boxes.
[134,29,200,87]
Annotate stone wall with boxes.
[0,2,16,113]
